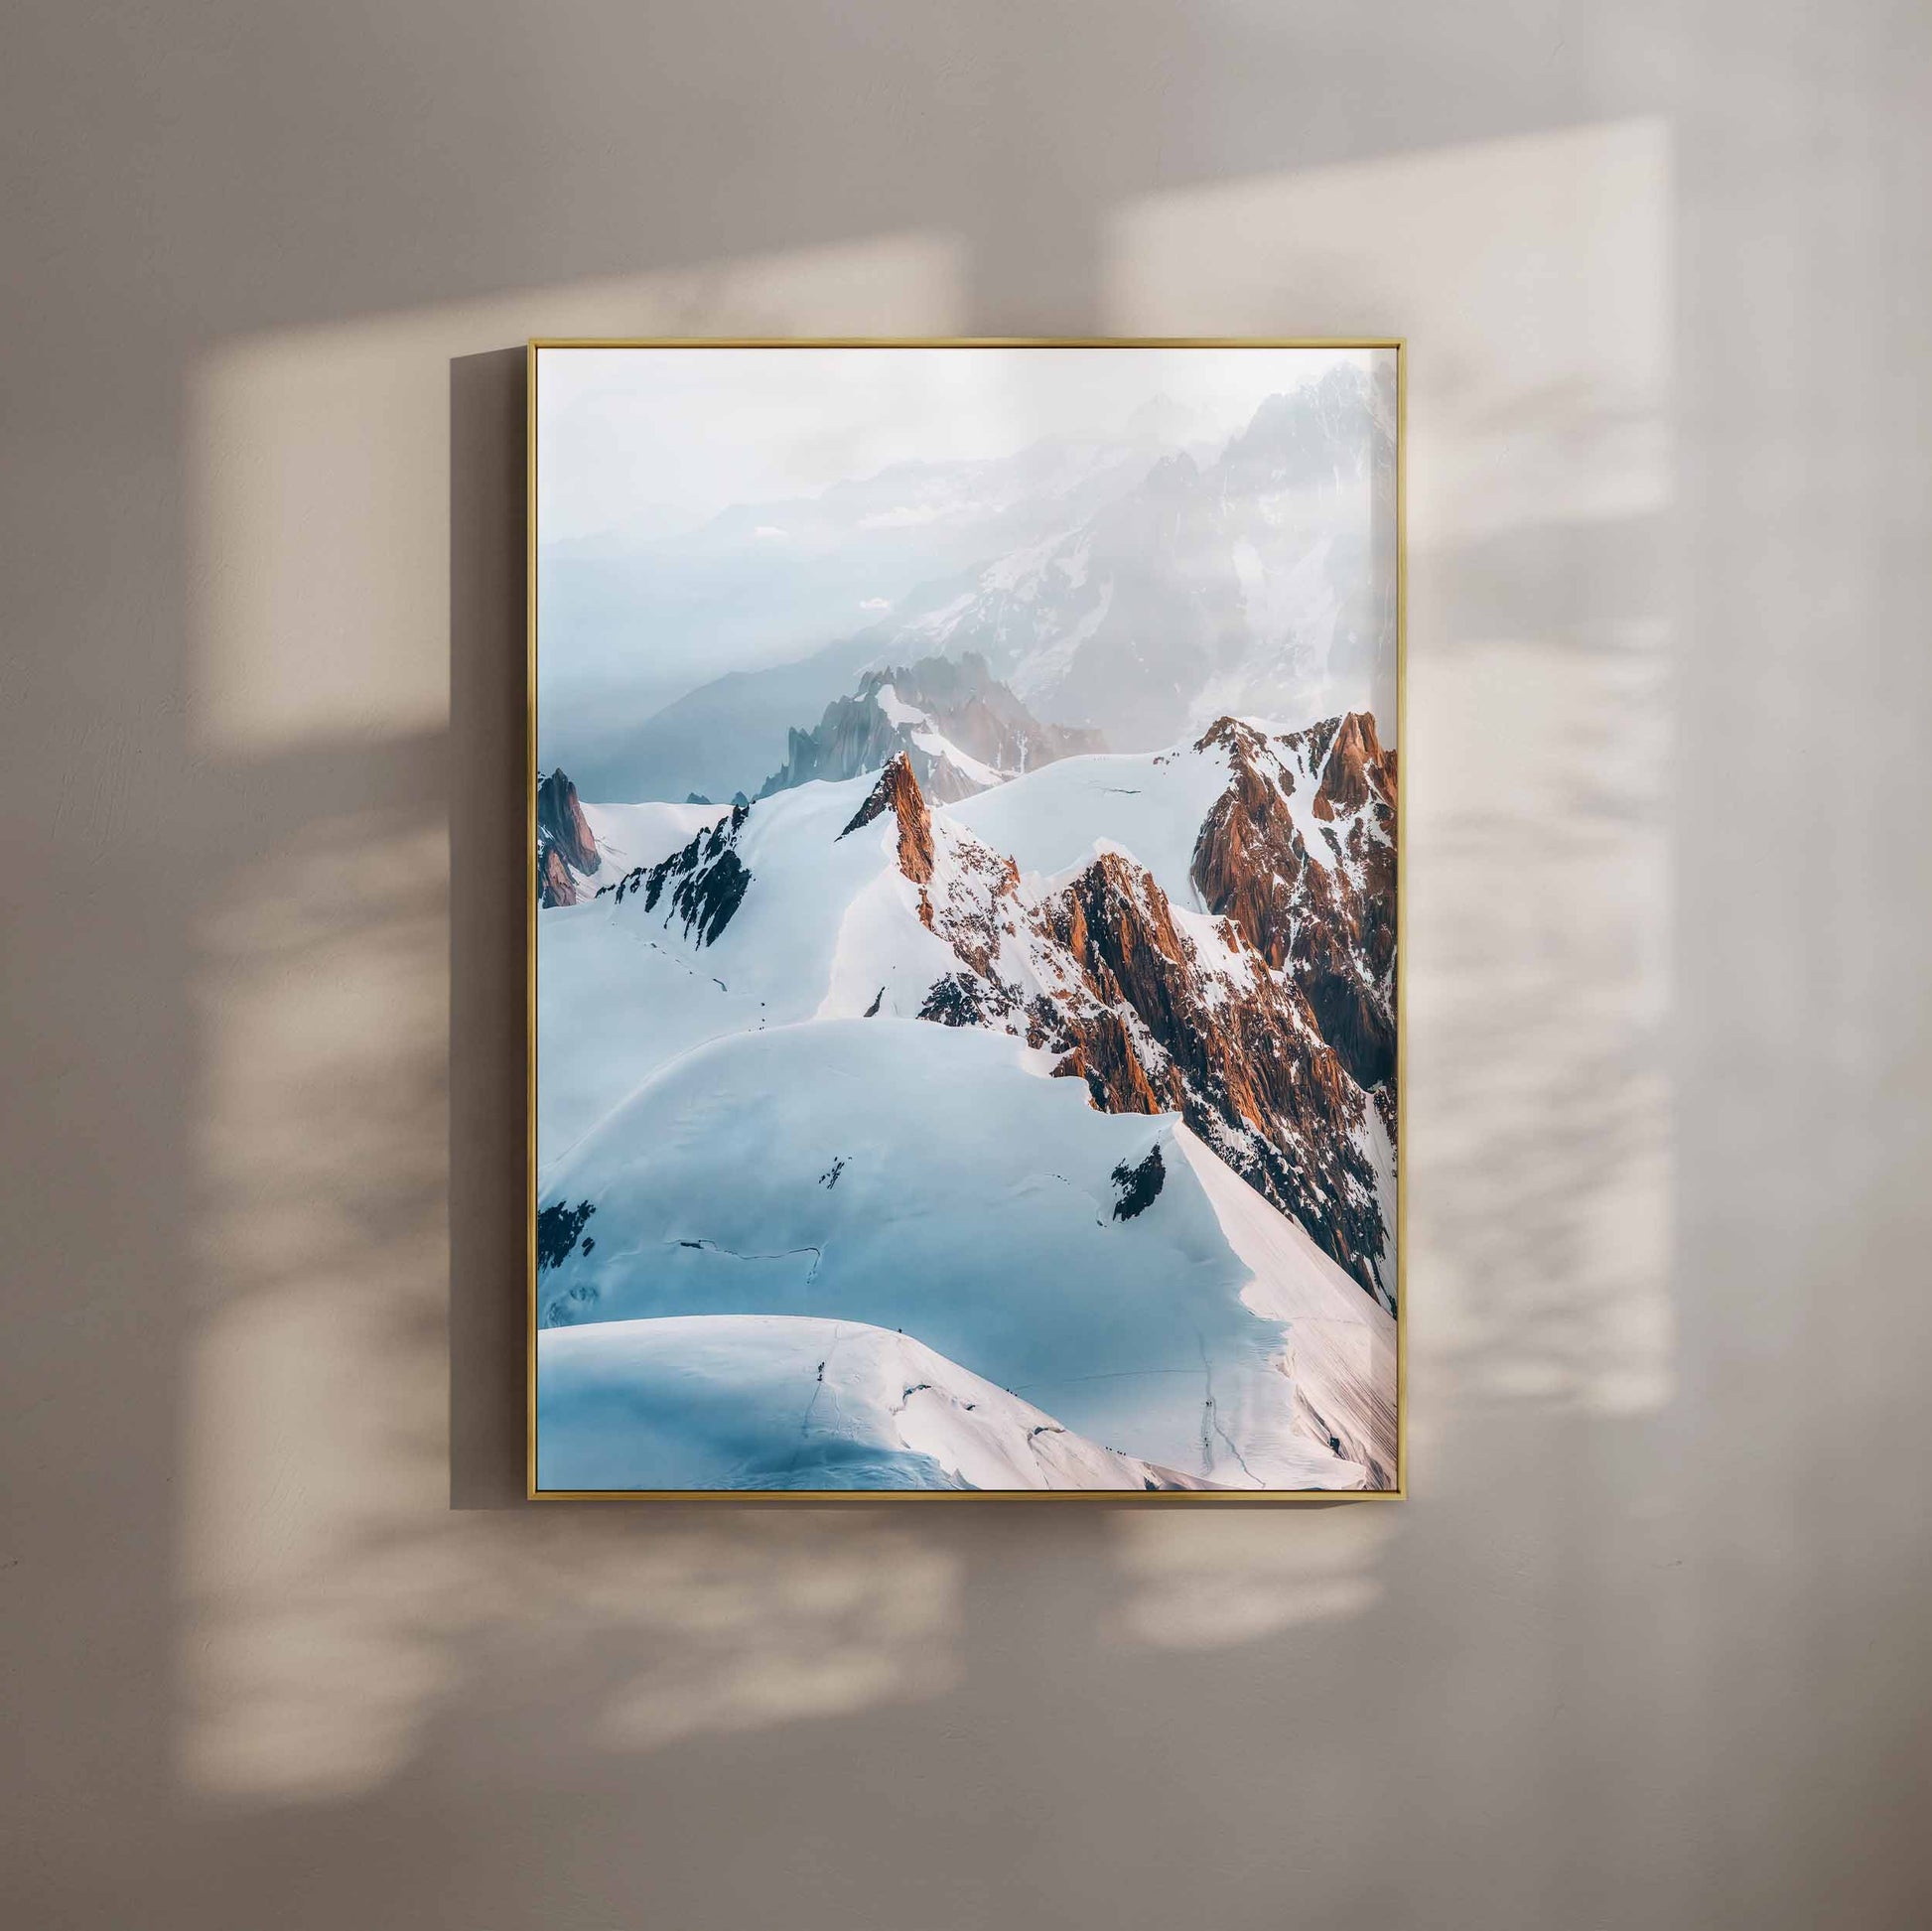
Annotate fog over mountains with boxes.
[758,653,1105,804]
[541,361,1396,802]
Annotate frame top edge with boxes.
[528,336,1406,350]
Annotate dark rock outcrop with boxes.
[601,800,755,948]
[536,768,600,906]
[537,1198,595,1273]
[1110,1145,1166,1220]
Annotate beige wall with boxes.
[4,4,1927,1926]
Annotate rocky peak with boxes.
[855,651,997,712]
[761,653,1104,805]
[536,768,599,907]
[840,753,934,886]
[1189,720,1306,973]
[1310,710,1394,821]
[1220,365,1382,491]
[1192,715,1273,760]
[1032,848,1391,1303]
[599,800,754,948]
[897,810,1391,1299]
[1142,449,1200,493]
[1190,712,1397,1098]
[1049,852,1192,1025]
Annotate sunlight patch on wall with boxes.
[186,231,965,756]
[1108,1506,1398,1650]
[180,805,964,1802]
[1105,120,1669,540]
[1104,120,1675,1432]
[182,812,459,1800]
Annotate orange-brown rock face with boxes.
[897,714,1399,1304]
[1189,719,1302,971]
[1047,1010,1166,1116]
[841,753,934,884]
[1034,850,1388,1298]
[1311,710,1392,821]
[540,847,580,907]
[536,767,600,906]
[1189,714,1398,1095]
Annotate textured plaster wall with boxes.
[3,5,1927,1927]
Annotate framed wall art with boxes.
[528,339,1404,1498]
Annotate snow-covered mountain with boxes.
[758,653,1104,805]
[559,365,1394,803]
[542,432,1169,802]
[565,716,1397,1300]
[855,363,1397,750]
[535,708,1399,1489]
[955,711,1399,1098]
[536,768,727,908]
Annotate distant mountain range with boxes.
[538,429,1175,799]
[757,653,1105,804]
[876,363,1398,750]
[551,365,1395,804]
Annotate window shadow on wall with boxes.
[148,127,1692,1931]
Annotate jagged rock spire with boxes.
[839,753,934,886]
[536,767,599,906]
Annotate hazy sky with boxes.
[536,345,1376,542]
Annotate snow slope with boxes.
[574,798,729,894]
[538,773,960,1162]
[944,741,1237,907]
[537,1017,1385,1489]
[1172,1130,1396,1486]
[537,1314,1213,1491]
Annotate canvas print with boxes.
[531,342,1401,1495]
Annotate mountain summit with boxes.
[536,768,599,906]
[758,653,1104,805]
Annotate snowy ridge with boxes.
[538,1315,1219,1492]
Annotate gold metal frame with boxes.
[525,338,1407,1502]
